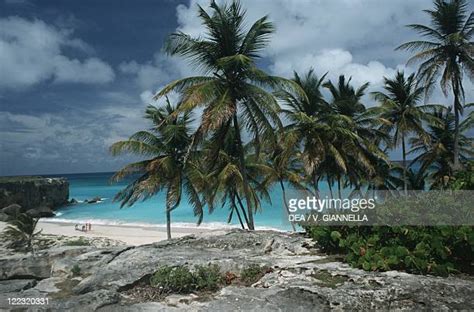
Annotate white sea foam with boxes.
[39,217,286,232]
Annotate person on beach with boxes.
[75,224,79,231]
[82,225,86,232]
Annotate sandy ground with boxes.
[0,220,208,246]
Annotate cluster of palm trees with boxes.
[111,0,473,239]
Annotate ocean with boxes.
[42,172,327,231]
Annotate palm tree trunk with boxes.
[231,196,245,229]
[236,193,250,228]
[328,178,334,198]
[337,177,342,199]
[402,135,407,195]
[452,80,461,171]
[312,175,320,198]
[280,180,296,231]
[233,114,255,230]
[166,206,171,240]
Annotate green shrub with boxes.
[64,237,90,246]
[194,264,223,291]
[240,264,269,285]
[305,225,473,276]
[150,266,195,293]
[447,161,474,190]
[149,264,224,294]
[71,264,81,277]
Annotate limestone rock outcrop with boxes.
[0,230,472,311]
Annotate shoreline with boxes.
[0,220,210,246]
[0,219,292,246]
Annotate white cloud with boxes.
[53,56,114,83]
[119,52,195,104]
[0,16,114,90]
[271,49,401,87]
[173,0,436,86]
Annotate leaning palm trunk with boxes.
[166,206,171,240]
[280,180,296,231]
[235,193,250,228]
[233,115,255,230]
[231,196,245,229]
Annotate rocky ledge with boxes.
[0,176,69,220]
[0,230,472,311]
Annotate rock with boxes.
[26,206,55,218]
[0,279,36,293]
[0,255,51,280]
[1,203,22,215]
[0,177,69,211]
[87,196,102,204]
[0,246,91,280]
[69,198,79,204]
[0,230,473,311]
[263,238,275,253]
[50,289,119,311]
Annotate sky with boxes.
[0,0,473,176]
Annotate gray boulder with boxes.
[0,230,473,311]
[26,206,55,218]
[0,279,36,293]
[87,196,102,204]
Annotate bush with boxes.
[194,264,223,291]
[240,264,269,285]
[3,213,41,254]
[71,264,81,277]
[305,225,473,276]
[64,237,90,246]
[149,264,224,294]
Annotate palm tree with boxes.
[263,134,311,231]
[397,0,474,170]
[280,71,346,194]
[371,71,438,193]
[154,1,301,230]
[409,106,474,189]
[203,131,273,230]
[110,99,205,240]
[323,75,387,195]
[3,213,41,255]
[323,75,369,117]
[280,71,381,197]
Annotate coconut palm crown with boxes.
[397,0,474,169]
[154,0,303,230]
[110,99,205,239]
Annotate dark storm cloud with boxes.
[0,0,472,175]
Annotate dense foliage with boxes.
[2,213,41,255]
[306,225,473,276]
[111,0,473,276]
[150,264,223,294]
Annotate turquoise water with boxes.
[44,172,332,231]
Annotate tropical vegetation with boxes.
[2,213,41,255]
[111,0,473,278]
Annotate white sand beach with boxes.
[0,220,209,246]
